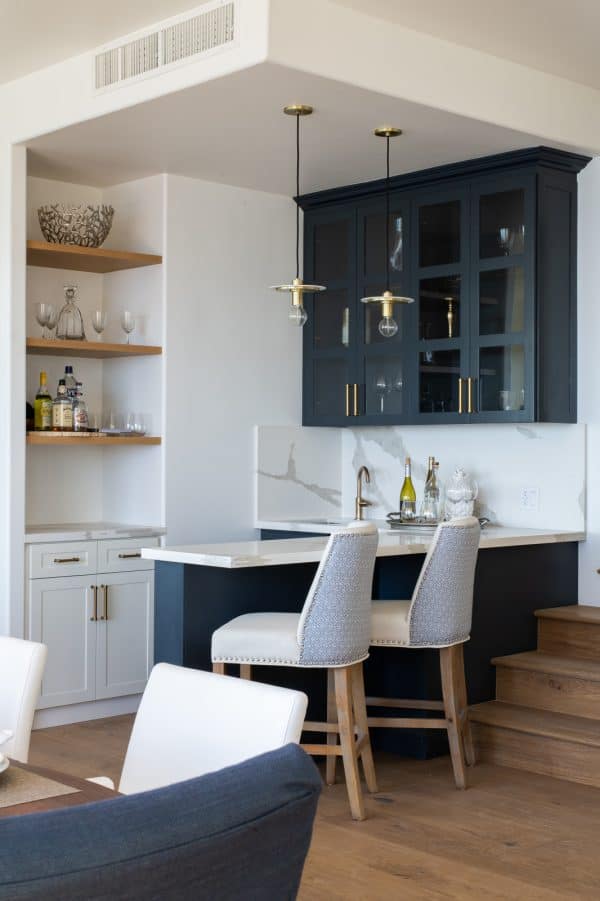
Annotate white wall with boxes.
[578,158,600,603]
[164,175,299,543]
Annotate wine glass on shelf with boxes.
[34,303,50,338]
[45,305,57,339]
[120,311,135,344]
[374,373,388,413]
[92,311,107,341]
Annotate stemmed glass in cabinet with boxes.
[120,311,135,344]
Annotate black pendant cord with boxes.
[296,111,300,281]
[385,135,390,293]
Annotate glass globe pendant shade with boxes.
[378,315,398,338]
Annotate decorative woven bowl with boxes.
[37,204,115,247]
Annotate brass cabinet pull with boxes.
[467,377,474,414]
[99,584,107,621]
[90,585,98,622]
[54,556,81,564]
[345,384,351,417]
[353,383,359,416]
[458,378,464,414]
[118,552,141,559]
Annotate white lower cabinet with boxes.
[27,538,156,710]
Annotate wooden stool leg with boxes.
[350,662,378,793]
[212,662,226,675]
[440,646,468,790]
[335,666,365,821]
[240,664,252,680]
[326,668,338,786]
[454,643,476,766]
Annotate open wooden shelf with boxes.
[27,241,162,273]
[26,338,162,359]
[27,433,161,447]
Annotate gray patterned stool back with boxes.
[409,517,480,648]
[297,522,378,667]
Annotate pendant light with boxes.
[361,127,413,336]
[272,105,325,326]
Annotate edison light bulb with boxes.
[379,316,398,338]
[289,304,308,327]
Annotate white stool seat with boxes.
[371,600,411,646]
[212,612,302,666]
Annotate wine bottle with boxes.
[400,457,416,521]
[34,371,52,431]
[421,460,440,522]
[52,379,73,431]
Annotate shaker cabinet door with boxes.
[95,571,154,700]
[28,576,96,708]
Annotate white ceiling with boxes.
[26,62,557,193]
[332,0,600,90]
[0,0,200,83]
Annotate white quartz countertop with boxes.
[142,527,585,570]
[25,522,166,543]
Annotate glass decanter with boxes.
[444,468,478,520]
[56,285,86,340]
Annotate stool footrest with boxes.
[366,697,445,711]
[368,716,448,729]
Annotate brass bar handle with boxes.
[345,383,351,417]
[90,585,98,622]
[118,552,142,559]
[99,585,107,621]
[353,383,360,416]
[54,556,81,564]
[467,377,474,414]
[458,378,464,415]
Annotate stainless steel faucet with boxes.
[355,466,373,521]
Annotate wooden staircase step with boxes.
[535,606,600,661]
[470,701,600,787]
[492,653,600,718]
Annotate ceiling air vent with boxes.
[94,0,236,92]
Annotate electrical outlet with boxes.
[520,486,540,511]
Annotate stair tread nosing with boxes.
[469,701,600,747]
[535,605,600,625]
[491,651,600,680]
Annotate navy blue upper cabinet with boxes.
[300,147,589,426]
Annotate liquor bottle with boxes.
[399,457,416,521]
[63,365,77,399]
[72,382,89,432]
[421,461,440,522]
[33,371,52,431]
[425,455,434,485]
[52,379,73,431]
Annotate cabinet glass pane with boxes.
[479,267,525,335]
[313,359,349,418]
[364,212,403,276]
[419,274,461,340]
[419,350,461,414]
[480,189,525,259]
[479,345,525,412]
[419,200,460,268]
[313,289,350,349]
[314,220,350,282]
[363,282,405,345]
[365,359,405,416]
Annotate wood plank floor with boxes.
[29,715,600,900]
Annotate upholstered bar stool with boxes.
[369,517,480,789]
[212,522,379,820]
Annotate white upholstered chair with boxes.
[0,636,47,763]
[212,522,379,820]
[92,662,308,795]
[369,517,480,789]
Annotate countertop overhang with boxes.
[142,527,585,570]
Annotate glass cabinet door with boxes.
[355,195,414,422]
[469,178,534,421]
[414,189,469,422]
[303,207,356,425]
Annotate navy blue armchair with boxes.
[0,744,321,900]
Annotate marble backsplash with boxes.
[255,423,585,531]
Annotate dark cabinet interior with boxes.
[300,147,589,426]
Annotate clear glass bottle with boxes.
[52,380,73,431]
[63,364,77,399]
[399,457,416,521]
[73,382,89,432]
[56,286,86,340]
[421,461,440,522]
[34,371,52,431]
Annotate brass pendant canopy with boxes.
[271,104,325,326]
